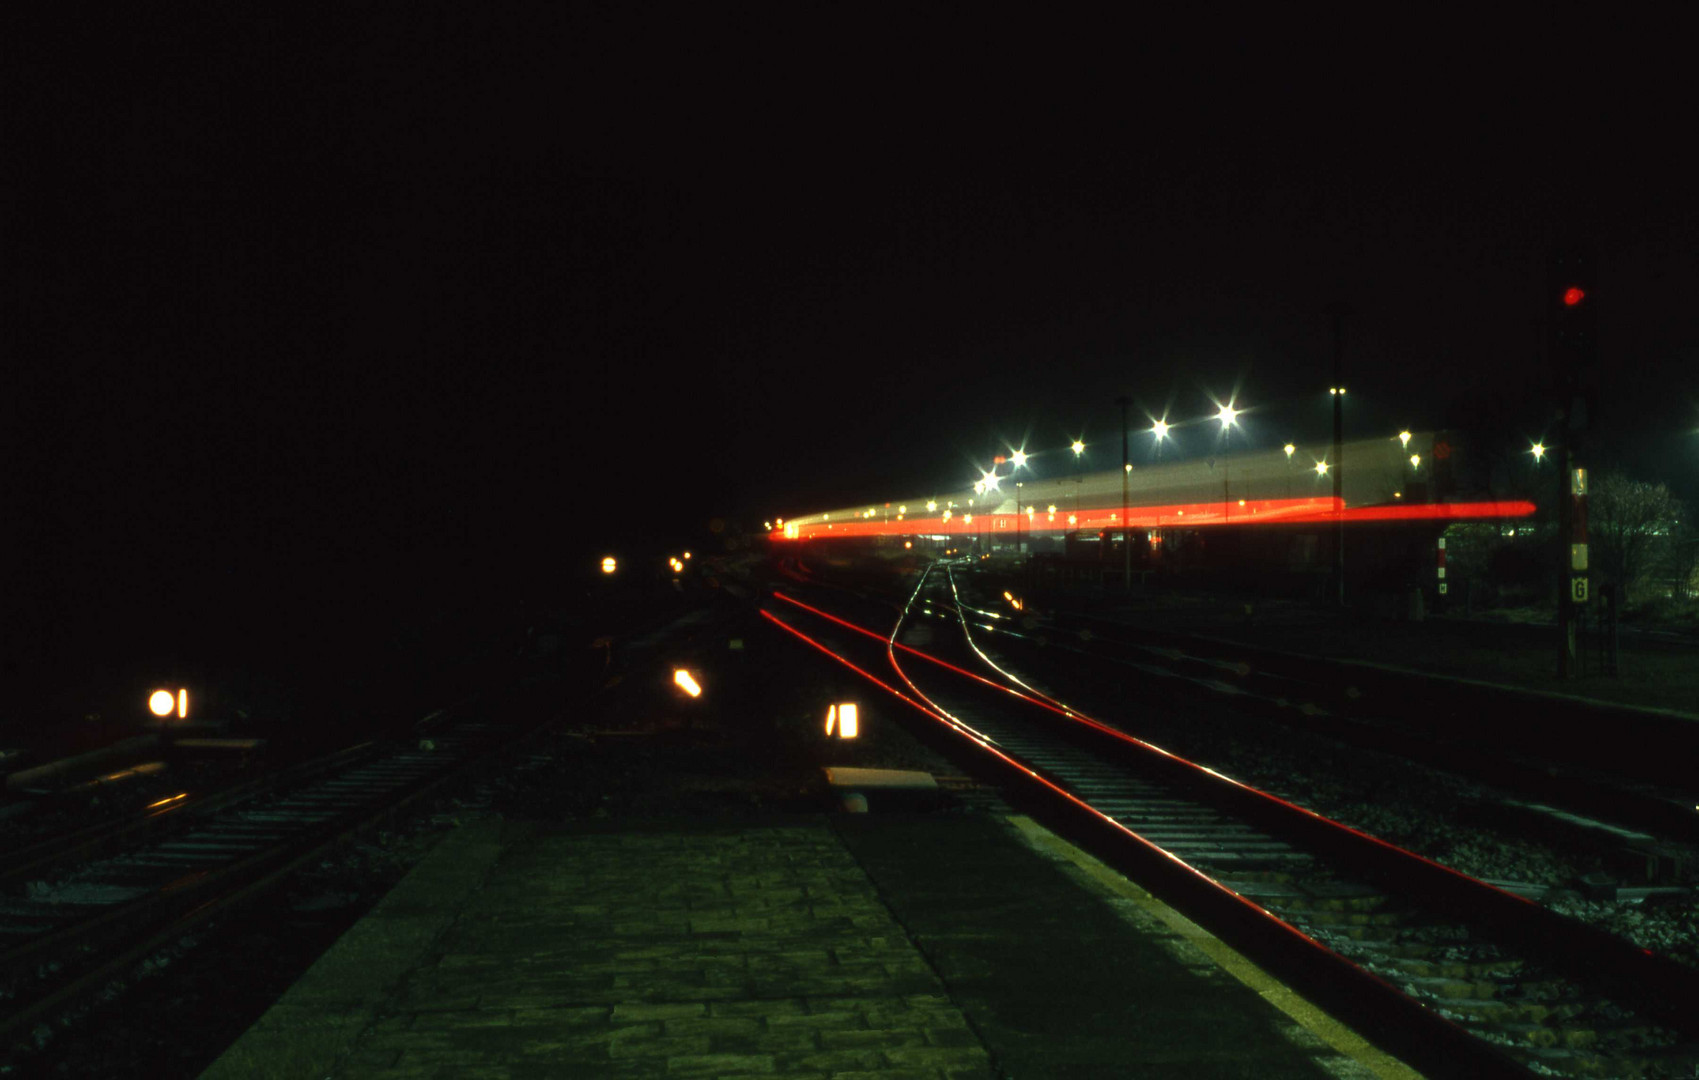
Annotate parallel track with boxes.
[763,564,1699,1078]
[0,595,746,1063]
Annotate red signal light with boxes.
[1562,286,1585,307]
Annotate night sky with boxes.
[8,11,1696,707]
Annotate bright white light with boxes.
[1010,450,1028,469]
[942,509,952,521]
[1068,514,1077,525]
[673,669,702,698]
[601,556,617,574]
[826,703,859,738]
[1047,504,1056,514]
[1283,443,1296,458]
[1409,454,1421,469]
[178,689,187,719]
[926,500,937,511]
[1152,420,1169,440]
[1124,463,1132,473]
[1398,430,1412,448]
[149,690,174,717]
[981,470,1001,491]
[898,506,907,514]
[1531,442,1547,461]
[682,552,691,560]
[1071,439,1085,456]
[1315,460,1330,476]
[1216,404,1239,427]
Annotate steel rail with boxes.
[766,568,1699,1076]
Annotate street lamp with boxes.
[1070,438,1085,520]
[1015,480,1024,553]
[1531,441,1547,462]
[1118,395,1132,590]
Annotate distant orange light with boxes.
[601,556,617,574]
[178,688,187,719]
[673,669,702,697]
[147,792,188,810]
[149,690,174,717]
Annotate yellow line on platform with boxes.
[1004,814,1425,1080]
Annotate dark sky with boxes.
[7,10,1697,683]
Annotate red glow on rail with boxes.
[774,592,1067,708]
[758,609,949,725]
[774,586,1538,908]
[762,602,1355,963]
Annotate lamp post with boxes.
[1015,480,1024,554]
[1070,439,1085,524]
[1117,396,1131,590]
[1327,302,1350,607]
[1215,403,1240,522]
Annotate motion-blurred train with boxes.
[769,431,1535,599]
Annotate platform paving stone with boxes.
[203,811,1389,1078]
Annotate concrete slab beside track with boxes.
[203,806,1415,1078]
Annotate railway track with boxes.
[0,714,520,1057]
[763,564,1699,1078]
[1006,590,1699,848]
[0,593,750,1065]
[933,575,1699,898]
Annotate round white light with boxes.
[149,690,174,717]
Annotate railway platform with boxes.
[201,801,1411,1079]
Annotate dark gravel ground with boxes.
[1,599,965,1078]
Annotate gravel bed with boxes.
[974,631,1699,973]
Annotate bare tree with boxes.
[1658,517,1699,601]
[1589,471,1684,603]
